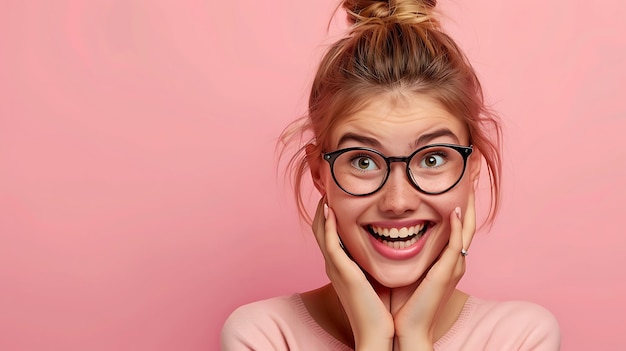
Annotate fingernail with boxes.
[454,207,461,219]
[324,204,329,219]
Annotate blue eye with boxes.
[350,155,379,171]
[420,153,446,168]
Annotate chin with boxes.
[367,266,427,289]
[357,225,450,289]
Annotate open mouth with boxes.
[366,222,432,249]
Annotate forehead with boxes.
[329,93,468,152]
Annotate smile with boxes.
[366,222,431,249]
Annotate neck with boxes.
[301,283,469,347]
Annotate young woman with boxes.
[222,0,560,349]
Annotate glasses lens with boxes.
[409,145,465,193]
[332,149,387,195]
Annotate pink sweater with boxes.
[221,294,560,350]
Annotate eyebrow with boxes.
[411,128,460,149]
[336,132,382,149]
[336,128,460,151]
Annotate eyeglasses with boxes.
[323,144,473,196]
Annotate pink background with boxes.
[1,1,624,350]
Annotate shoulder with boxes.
[463,297,561,350]
[221,294,350,351]
[224,295,298,325]
[221,295,298,350]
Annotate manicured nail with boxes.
[454,207,461,219]
[324,204,329,219]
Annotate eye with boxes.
[350,155,379,171]
[420,153,446,168]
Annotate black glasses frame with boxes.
[322,143,473,196]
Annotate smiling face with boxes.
[311,92,481,288]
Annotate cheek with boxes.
[322,174,371,238]
[322,172,353,228]
[430,180,473,224]
[327,195,364,236]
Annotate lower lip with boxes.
[367,226,432,260]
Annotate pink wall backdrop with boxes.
[1,1,624,350]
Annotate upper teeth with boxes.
[371,224,424,238]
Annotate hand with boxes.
[312,197,394,350]
[391,192,477,349]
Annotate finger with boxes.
[323,204,342,259]
[448,207,464,254]
[461,190,477,251]
[312,196,327,248]
[422,209,463,280]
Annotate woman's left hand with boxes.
[391,192,476,350]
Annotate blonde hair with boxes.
[280,0,502,225]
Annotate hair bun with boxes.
[343,0,437,26]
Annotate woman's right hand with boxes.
[312,197,394,351]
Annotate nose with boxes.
[377,162,421,215]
